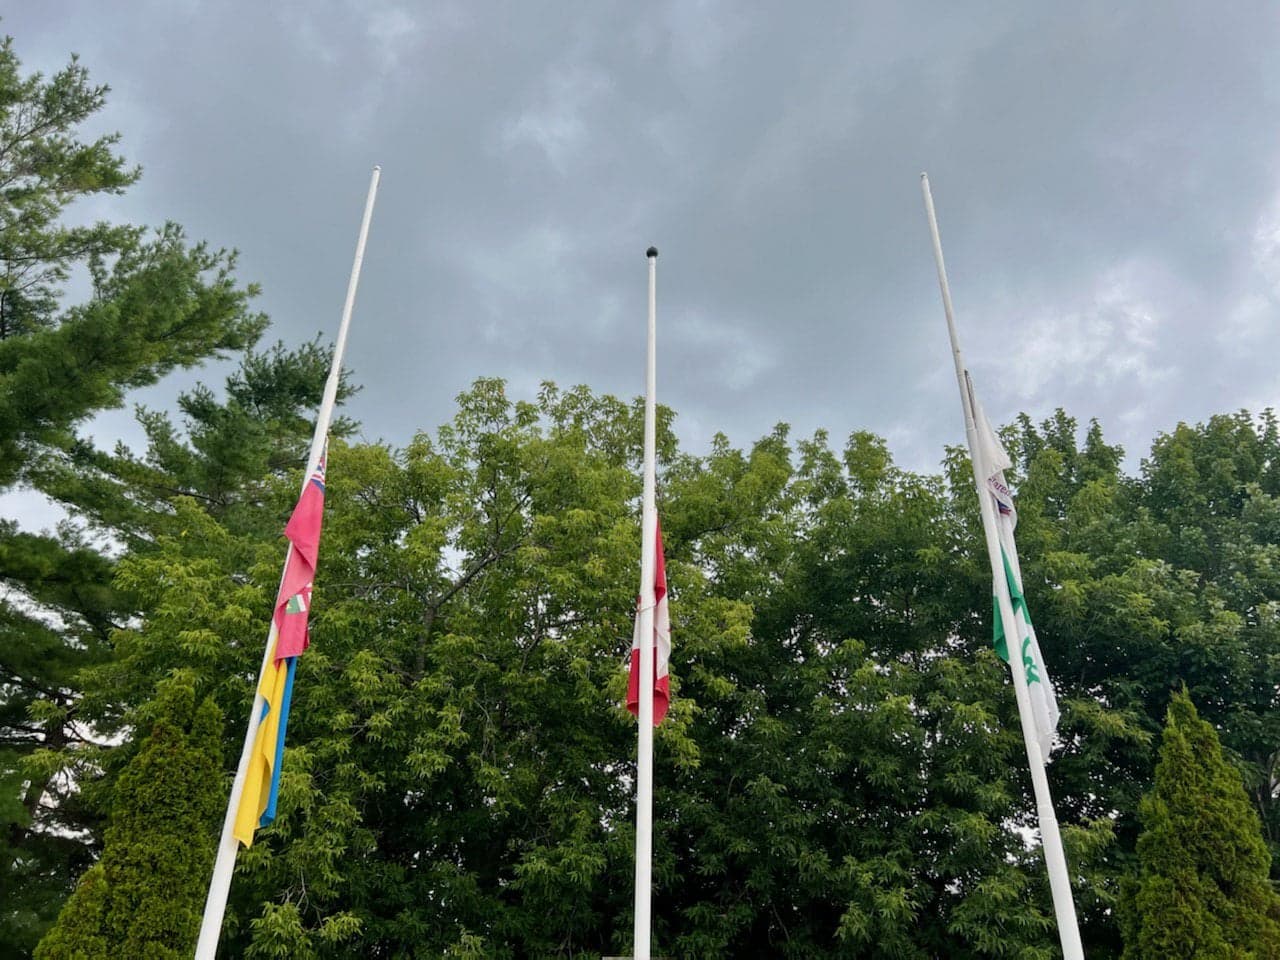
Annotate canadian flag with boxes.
[626,522,671,725]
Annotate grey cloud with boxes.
[9,0,1280,475]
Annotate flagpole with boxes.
[920,173,1084,960]
[633,246,659,960]
[195,165,381,960]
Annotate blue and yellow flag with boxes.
[232,649,298,845]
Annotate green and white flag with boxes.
[975,400,1060,761]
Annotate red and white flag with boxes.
[627,522,670,725]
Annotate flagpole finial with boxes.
[646,246,658,259]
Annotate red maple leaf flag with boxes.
[627,522,671,725]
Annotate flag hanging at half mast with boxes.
[627,521,671,726]
[974,401,1060,761]
[233,449,327,846]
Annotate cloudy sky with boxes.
[11,2,1280,475]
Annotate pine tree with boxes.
[0,31,264,951]
[34,675,223,959]
[1121,689,1280,959]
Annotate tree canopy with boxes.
[26,370,1279,958]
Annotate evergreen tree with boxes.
[21,339,353,954]
[0,35,264,477]
[0,31,264,951]
[1120,689,1280,959]
[34,674,224,959]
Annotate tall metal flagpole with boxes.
[920,173,1085,960]
[195,165,381,960]
[633,246,659,960]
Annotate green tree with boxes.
[1008,409,1280,898]
[90,380,1108,958]
[0,35,264,474]
[17,339,354,957]
[657,425,1090,958]
[34,674,224,959]
[1132,413,1280,855]
[0,32,265,951]
[1120,688,1280,959]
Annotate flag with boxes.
[974,404,1060,760]
[627,522,670,726]
[233,450,327,846]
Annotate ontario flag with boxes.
[233,448,327,846]
[627,522,671,726]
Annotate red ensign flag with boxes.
[274,451,325,659]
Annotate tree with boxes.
[34,674,224,959]
[1009,410,1280,887]
[1133,413,1280,856]
[44,367,1280,957]
[85,380,1104,957]
[0,34,265,482]
[1120,688,1280,958]
[658,425,1077,958]
[8,337,355,959]
[0,32,265,953]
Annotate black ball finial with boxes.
[646,246,659,259]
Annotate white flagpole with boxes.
[195,165,381,960]
[920,173,1084,960]
[632,246,659,960]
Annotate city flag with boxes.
[975,406,1060,760]
[627,522,671,725]
[233,451,327,845]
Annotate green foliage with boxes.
[0,35,264,483]
[0,35,138,343]
[0,31,296,953]
[0,520,114,931]
[28,370,1280,958]
[1120,689,1280,959]
[1006,410,1280,878]
[35,675,224,959]
[658,428,1060,958]
[70,378,1115,958]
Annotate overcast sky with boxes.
[10,2,1280,478]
